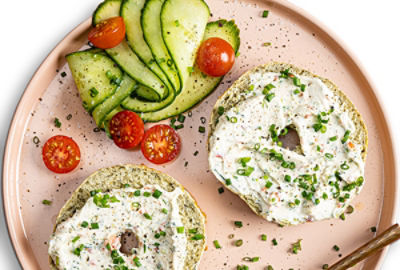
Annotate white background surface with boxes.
[0,0,399,269]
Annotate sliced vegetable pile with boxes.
[64,0,240,164]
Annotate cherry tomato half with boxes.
[109,110,144,149]
[196,37,235,77]
[141,125,181,164]
[88,17,126,49]
[42,135,81,174]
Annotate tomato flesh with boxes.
[196,37,235,77]
[141,125,181,164]
[42,135,81,174]
[88,17,126,49]
[109,110,144,149]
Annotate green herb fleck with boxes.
[213,240,222,249]
[42,199,52,205]
[54,118,62,128]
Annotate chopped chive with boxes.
[174,20,180,26]
[143,192,151,197]
[284,175,291,182]
[235,239,243,247]
[243,256,260,262]
[371,226,377,232]
[341,130,350,144]
[291,239,302,254]
[262,10,269,18]
[272,238,278,246]
[161,208,168,214]
[152,189,162,199]
[234,221,243,228]
[265,83,275,91]
[265,181,273,188]
[267,266,274,270]
[225,178,232,185]
[72,236,80,243]
[124,184,130,188]
[81,221,89,228]
[293,89,300,95]
[295,199,301,205]
[42,199,52,205]
[189,228,198,234]
[213,240,222,249]
[293,77,301,86]
[237,167,254,176]
[340,162,350,170]
[300,84,306,91]
[254,143,260,150]
[249,85,255,91]
[193,150,199,156]
[191,234,204,240]
[177,114,185,123]
[322,264,329,269]
[218,187,224,194]
[325,153,334,159]
[54,118,62,128]
[333,245,340,252]
[133,257,141,267]
[263,42,272,47]
[339,213,346,220]
[106,243,111,250]
[261,234,267,241]
[329,136,338,141]
[230,116,238,123]
[174,123,184,130]
[356,176,364,186]
[61,71,67,77]
[177,227,185,234]
[134,190,141,196]
[90,223,99,229]
[266,93,275,102]
[199,126,206,133]
[217,106,224,115]
[143,213,152,220]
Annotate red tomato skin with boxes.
[196,37,235,77]
[88,17,126,49]
[141,124,181,164]
[109,111,145,149]
[42,135,81,174]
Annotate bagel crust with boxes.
[48,164,206,270]
[208,62,368,226]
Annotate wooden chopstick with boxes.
[328,224,400,270]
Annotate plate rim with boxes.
[2,0,397,269]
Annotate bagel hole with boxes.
[278,126,301,153]
[119,230,139,256]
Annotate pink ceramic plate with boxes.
[3,0,397,269]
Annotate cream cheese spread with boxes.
[209,70,366,225]
[49,185,187,269]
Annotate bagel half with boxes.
[49,164,206,269]
[208,62,368,224]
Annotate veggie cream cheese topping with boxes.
[209,69,366,225]
[49,185,187,269]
